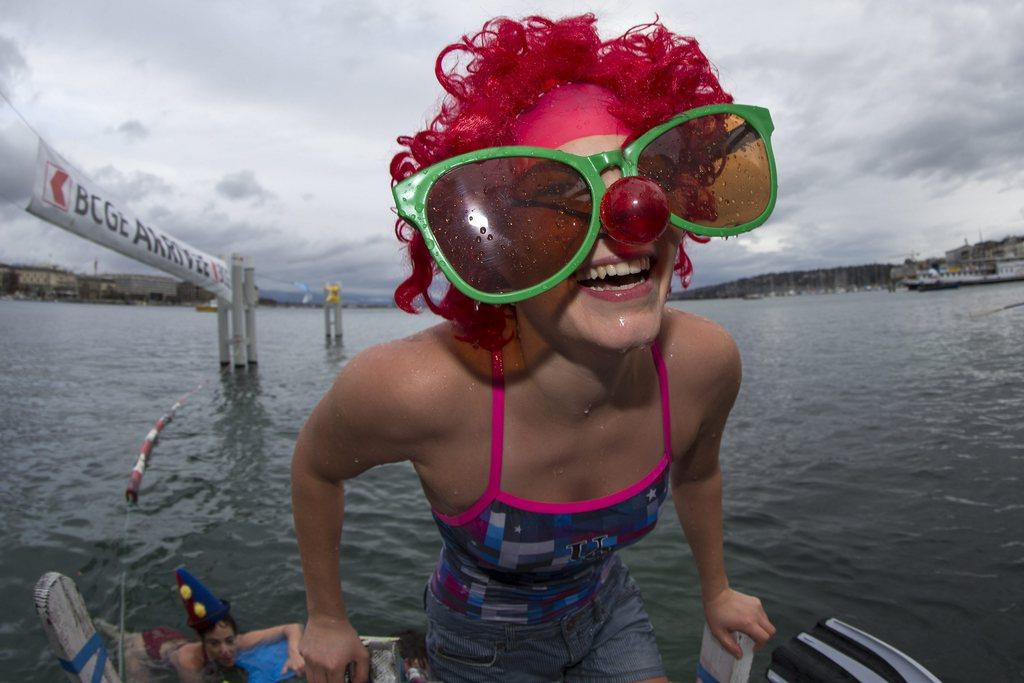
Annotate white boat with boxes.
[903,258,1024,291]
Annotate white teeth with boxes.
[588,281,644,291]
[577,256,650,282]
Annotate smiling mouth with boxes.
[575,255,653,291]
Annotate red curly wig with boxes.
[391,14,731,350]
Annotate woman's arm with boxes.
[236,624,305,676]
[292,404,365,682]
[670,324,775,657]
[235,622,301,649]
[291,342,439,683]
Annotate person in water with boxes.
[292,13,778,682]
[99,568,305,683]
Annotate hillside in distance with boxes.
[673,264,894,300]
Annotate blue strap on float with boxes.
[696,661,721,683]
[57,632,108,683]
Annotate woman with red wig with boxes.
[292,13,778,682]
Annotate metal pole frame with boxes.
[243,255,258,365]
[230,253,247,367]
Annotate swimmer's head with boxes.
[197,614,239,669]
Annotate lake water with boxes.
[1,285,1022,681]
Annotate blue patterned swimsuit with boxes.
[429,343,673,624]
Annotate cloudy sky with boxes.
[1,0,1022,299]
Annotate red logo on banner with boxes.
[43,162,71,211]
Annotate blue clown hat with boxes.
[175,567,231,629]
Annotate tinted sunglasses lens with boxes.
[425,157,592,295]
[637,113,771,229]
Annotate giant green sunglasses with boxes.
[393,103,777,304]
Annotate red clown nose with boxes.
[599,177,670,245]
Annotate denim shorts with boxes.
[424,561,665,682]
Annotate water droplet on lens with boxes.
[479,227,486,234]
[487,234,493,240]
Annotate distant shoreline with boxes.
[0,296,397,309]
[672,263,896,300]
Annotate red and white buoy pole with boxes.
[124,382,207,503]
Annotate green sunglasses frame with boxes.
[392,103,777,305]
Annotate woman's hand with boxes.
[281,648,306,677]
[300,616,370,683]
[703,587,776,658]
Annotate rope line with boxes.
[0,186,30,215]
[0,86,47,142]
[118,504,131,681]
[970,300,1024,318]
[125,379,210,502]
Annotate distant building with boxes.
[0,264,15,294]
[946,235,1024,267]
[77,275,120,301]
[109,273,180,302]
[176,281,215,304]
[889,260,920,282]
[996,259,1024,279]
[2,263,220,303]
[11,265,78,298]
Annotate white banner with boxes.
[27,139,231,299]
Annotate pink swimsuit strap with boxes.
[433,342,672,525]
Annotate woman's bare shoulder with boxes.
[659,308,741,394]
[169,641,202,673]
[316,323,489,451]
[336,323,485,404]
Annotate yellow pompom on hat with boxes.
[174,567,230,629]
